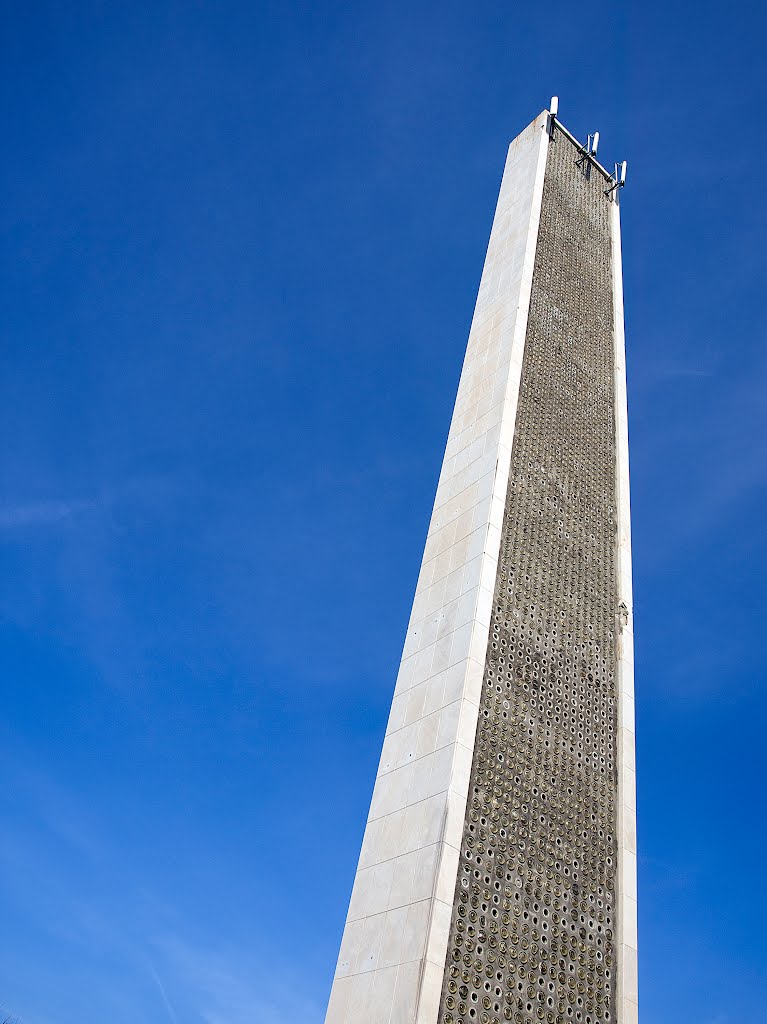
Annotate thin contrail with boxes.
[148,963,179,1024]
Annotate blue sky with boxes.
[1,2,765,1022]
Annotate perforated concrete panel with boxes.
[436,125,633,1024]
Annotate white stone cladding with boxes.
[324,112,550,1024]
[611,194,639,1024]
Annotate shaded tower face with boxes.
[324,110,636,1024]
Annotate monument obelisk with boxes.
[324,101,637,1024]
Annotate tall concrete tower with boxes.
[324,104,637,1024]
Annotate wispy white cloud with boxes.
[157,934,324,1024]
[0,496,102,529]
[147,964,180,1024]
[650,365,714,379]
[0,473,187,690]
[0,475,179,532]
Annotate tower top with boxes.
[546,95,627,191]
